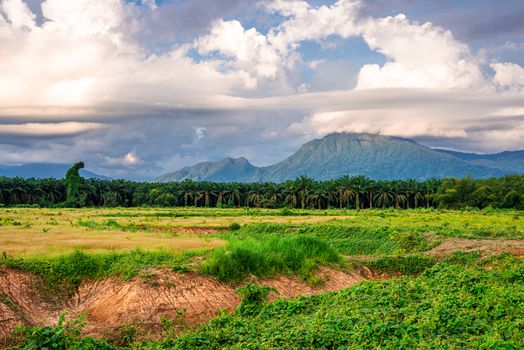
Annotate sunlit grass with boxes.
[0,223,224,259]
[0,207,522,259]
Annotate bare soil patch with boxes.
[0,266,370,345]
[148,226,228,235]
[426,238,524,258]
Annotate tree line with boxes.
[0,173,523,210]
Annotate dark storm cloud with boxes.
[138,0,253,44]
[360,0,524,43]
[0,110,306,180]
[434,2,524,43]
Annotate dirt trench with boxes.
[0,266,372,345]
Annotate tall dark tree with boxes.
[65,162,84,206]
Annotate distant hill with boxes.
[0,163,110,180]
[156,157,259,183]
[157,133,515,182]
[434,149,524,174]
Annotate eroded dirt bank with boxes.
[0,266,373,345]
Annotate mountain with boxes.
[434,149,524,174]
[156,157,259,182]
[157,133,516,182]
[0,163,110,180]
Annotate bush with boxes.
[228,222,241,231]
[391,232,433,253]
[235,283,277,316]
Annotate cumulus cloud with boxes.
[104,151,142,167]
[198,19,281,87]
[264,0,485,89]
[0,0,35,28]
[491,62,524,88]
[266,0,362,53]
[356,14,484,89]
[0,0,250,115]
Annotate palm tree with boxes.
[350,176,369,209]
[423,178,441,208]
[294,176,315,209]
[8,178,27,205]
[374,183,394,208]
[263,183,281,208]
[337,176,355,209]
[247,183,266,208]
[308,188,328,209]
[283,180,298,208]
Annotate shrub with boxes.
[391,232,433,253]
[235,283,277,316]
[228,222,241,231]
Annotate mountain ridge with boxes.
[0,163,110,180]
[157,133,523,182]
[434,149,524,174]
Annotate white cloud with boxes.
[198,19,282,87]
[266,0,362,54]
[0,0,35,29]
[41,0,131,40]
[280,88,524,152]
[263,0,310,17]
[0,0,250,115]
[491,62,524,88]
[194,127,207,141]
[0,122,105,136]
[265,1,485,89]
[104,151,141,166]
[290,110,468,139]
[357,14,484,89]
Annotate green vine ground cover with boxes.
[146,254,524,349]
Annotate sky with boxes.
[0,0,523,180]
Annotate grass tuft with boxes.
[202,235,342,282]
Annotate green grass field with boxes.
[1,207,523,349]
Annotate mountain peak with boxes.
[156,132,519,182]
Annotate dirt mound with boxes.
[0,268,62,345]
[427,238,524,257]
[0,266,370,345]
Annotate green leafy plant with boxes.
[235,283,277,316]
[228,222,241,231]
[14,313,114,350]
[173,255,523,349]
